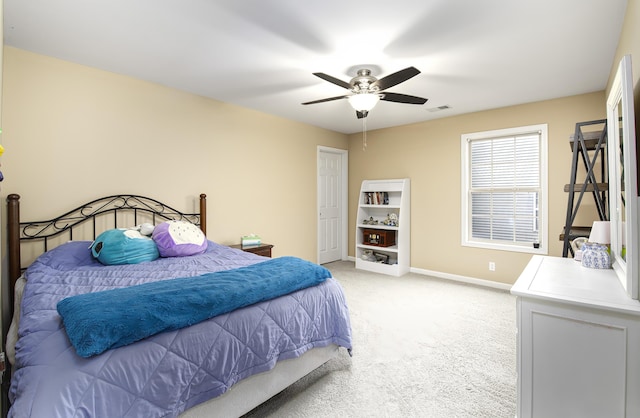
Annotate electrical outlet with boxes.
[489,262,496,271]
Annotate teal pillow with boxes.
[91,229,160,265]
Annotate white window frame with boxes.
[461,124,548,254]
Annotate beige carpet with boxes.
[244,261,517,417]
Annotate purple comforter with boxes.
[9,241,352,417]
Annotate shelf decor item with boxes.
[361,249,377,262]
[362,228,396,247]
[383,213,398,226]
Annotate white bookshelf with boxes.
[355,178,410,276]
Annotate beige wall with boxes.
[0,47,348,262]
[610,0,640,177]
[608,0,639,152]
[348,92,606,285]
[347,0,640,286]
[609,0,640,93]
[2,0,638,288]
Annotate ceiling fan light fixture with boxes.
[348,93,380,112]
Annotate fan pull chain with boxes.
[362,117,367,151]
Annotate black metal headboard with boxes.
[7,193,207,292]
[2,193,206,414]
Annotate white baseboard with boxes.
[344,256,512,291]
[409,267,512,291]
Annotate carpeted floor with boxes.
[243,261,517,418]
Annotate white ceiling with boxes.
[4,0,629,134]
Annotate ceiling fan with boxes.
[302,66,428,119]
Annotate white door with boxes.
[318,148,346,264]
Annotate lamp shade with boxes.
[348,93,380,112]
[589,221,611,244]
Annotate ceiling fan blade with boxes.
[380,92,428,105]
[371,67,421,91]
[356,110,368,119]
[302,95,349,105]
[313,72,352,90]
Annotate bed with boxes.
[3,193,352,417]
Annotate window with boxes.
[461,124,548,254]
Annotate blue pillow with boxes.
[91,229,160,265]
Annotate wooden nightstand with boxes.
[230,243,274,258]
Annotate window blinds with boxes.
[469,132,541,246]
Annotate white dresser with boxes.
[511,255,640,418]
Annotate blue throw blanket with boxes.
[57,256,332,357]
